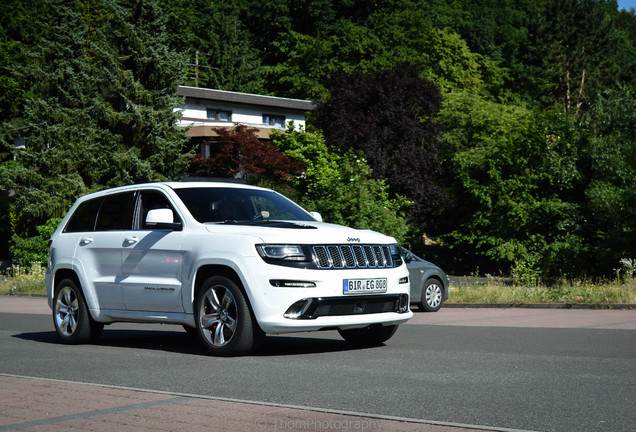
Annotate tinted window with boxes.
[95,192,134,231]
[65,198,101,232]
[174,187,313,224]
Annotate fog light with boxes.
[398,294,409,313]
[284,299,313,319]
[399,276,409,284]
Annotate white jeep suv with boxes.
[46,181,412,355]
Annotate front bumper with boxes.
[241,256,412,334]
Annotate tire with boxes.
[419,278,444,312]
[338,324,398,346]
[195,275,263,356]
[53,278,103,344]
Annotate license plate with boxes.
[343,278,387,294]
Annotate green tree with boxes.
[0,0,191,243]
[580,87,636,273]
[271,128,411,242]
[0,1,50,135]
[435,0,544,100]
[530,0,621,115]
[266,8,506,99]
[163,0,264,93]
[0,1,53,257]
[367,8,506,94]
[439,91,586,279]
[613,7,636,92]
[238,0,385,68]
[10,218,62,267]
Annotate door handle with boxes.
[79,237,93,245]
[124,236,139,245]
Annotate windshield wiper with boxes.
[250,220,317,229]
[207,220,316,229]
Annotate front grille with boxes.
[314,298,397,317]
[284,294,409,319]
[313,245,394,269]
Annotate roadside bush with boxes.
[616,258,636,281]
[448,276,636,305]
[10,218,61,268]
[1,262,46,295]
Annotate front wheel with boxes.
[53,278,103,344]
[195,275,263,356]
[338,324,398,346]
[419,278,444,312]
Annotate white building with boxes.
[176,86,315,157]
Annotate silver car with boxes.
[402,248,448,312]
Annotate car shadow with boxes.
[12,328,206,355]
[12,328,383,357]
[255,334,378,356]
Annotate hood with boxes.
[205,221,397,245]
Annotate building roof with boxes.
[177,86,316,112]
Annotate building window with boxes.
[200,142,211,159]
[263,114,285,128]
[207,109,231,121]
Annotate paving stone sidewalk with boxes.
[0,375,486,432]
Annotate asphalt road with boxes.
[1,300,635,432]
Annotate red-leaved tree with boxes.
[188,125,306,184]
[315,63,448,233]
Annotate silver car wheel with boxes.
[55,286,79,336]
[198,285,238,347]
[425,282,442,308]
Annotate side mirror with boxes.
[146,208,181,230]
[403,252,413,264]
[309,211,322,222]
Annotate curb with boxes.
[444,302,636,310]
[5,293,635,310]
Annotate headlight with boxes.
[256,244,307,261]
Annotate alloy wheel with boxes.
[55,286,79,336]
[198,285,238,347]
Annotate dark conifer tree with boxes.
[0,0,191,239]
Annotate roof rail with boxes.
[175,174,247,184]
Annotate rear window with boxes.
[95,193,134,231]
[64,199,101,232]
[64,192,134,232]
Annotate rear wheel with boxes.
[195,275,263,356]
[53,278,103,344]
[338,324,398,346]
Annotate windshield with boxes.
[174,187,315,224]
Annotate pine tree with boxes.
[163,0,264,93]
[531,0,620,115]
[0,0,191,241]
